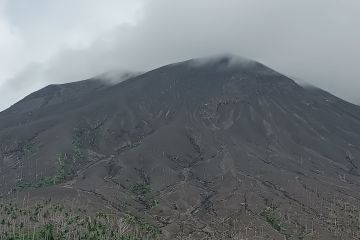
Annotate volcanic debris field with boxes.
[1,56,360,239]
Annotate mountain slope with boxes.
[1,56,360,239]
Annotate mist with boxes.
[0,0,359,110]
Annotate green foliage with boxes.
[22,140,41,155]
[130,183,159,209]
[15,180,32,190]
[23,142,35,154]
[72,127,85,161]
[38,176,56,187]
[131,183,151,195]
[53,154,66,184]
[0,201,159,240]
[261,207,282,232]
[125,215,161,237]
[15,154,67,192]
[37,223,55,239]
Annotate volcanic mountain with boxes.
[1,55,360,239]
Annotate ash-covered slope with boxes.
[1,55,360,239]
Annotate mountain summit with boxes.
[1,56,360,239]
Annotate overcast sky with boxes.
[0,0,359,111]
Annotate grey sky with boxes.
[0,0,359,111]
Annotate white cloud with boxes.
[0,2,23,80]
[0,0,360,111]
[0,0,144,110]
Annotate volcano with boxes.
[1,55,360,239]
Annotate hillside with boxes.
[1,56,360,239]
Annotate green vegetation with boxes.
[23,141,38,154]
[261,207,282,232]
[0,200,160,240]
[130,183,158,209]
[125,215,161,237]
[15,154,67,191]
[130,183,151,195]
[53,154,66,184]
[72,127,85,162]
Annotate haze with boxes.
[0,0,359,111]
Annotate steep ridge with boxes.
[1,56,360,239]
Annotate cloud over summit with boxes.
[0,0,359,110]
